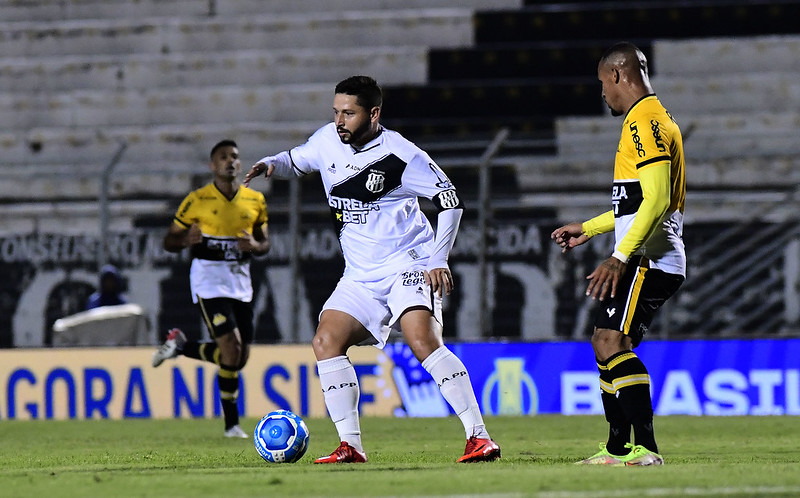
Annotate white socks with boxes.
[318,347,489,450]
[422,346,489,440]
[317,355,363,452]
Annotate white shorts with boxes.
[321,268,444,349]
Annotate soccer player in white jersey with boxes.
[245,75,501,464]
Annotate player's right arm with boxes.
[244,151,290,186]
[245,125,329,186]
[163,223,202,253]
[551,210,614,253]
[163,192,203,253]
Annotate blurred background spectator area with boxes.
[0,0,799,347]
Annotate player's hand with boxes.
[425,268,454,297]
[585,256,626,301]
[237,230,258,252]
[244,161,274,187]
[551,222,590,253]
[184,223,203,247]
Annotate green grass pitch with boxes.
[1,415,799,497]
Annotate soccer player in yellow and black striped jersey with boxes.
[152,139,270,438]
[551,42,686,466]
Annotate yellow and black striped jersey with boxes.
[613,94,686,276]
[173,182,267,302]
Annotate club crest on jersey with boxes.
[365,170,386,193]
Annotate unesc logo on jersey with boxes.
[365,170,385,193]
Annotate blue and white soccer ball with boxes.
[253,410,310,463]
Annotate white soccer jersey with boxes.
[277,123,462,282]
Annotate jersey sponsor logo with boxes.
[206,238,242,260]
[328,154,406,232]
[438,189,460,209]
[612,181,643,217]
[651,119,666,153]
[365,170,386,193]
[401,270,425,286]
[192,237,247,261]
[328,196,379,224]
[629,121,646,158]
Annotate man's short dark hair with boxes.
[335,76,382,110]
[210,139,238,159]
[600,42,648,74]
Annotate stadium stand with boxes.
[1,0,799,341]
[0,0,520,233]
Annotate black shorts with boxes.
[593,256,684,347]
[196,297,254,343]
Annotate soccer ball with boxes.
[253,410,310,463]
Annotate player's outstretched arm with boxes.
[245,150,300,186]
[244,162,274,187]
[551,222,590,253]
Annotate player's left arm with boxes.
[403,154,465,296]
[238,196,271,256]
[613,161,671,263]
[427,207,463,297]
[238,223,270,255]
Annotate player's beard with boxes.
[337,119,372,147]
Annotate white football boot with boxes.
[151,328,186,367]
[224,425,249,439]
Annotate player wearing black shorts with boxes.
[551,42,686,466]
[152,139,270,438]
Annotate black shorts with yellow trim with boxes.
[196,297,254,343]
[593,256,684,347]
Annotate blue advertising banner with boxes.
[427,339,800,416]
[2,338,798,420]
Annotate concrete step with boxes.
[654,35,800,77]
[653,72,800,115]
[515,155,800,193]
[0,9,472,57]
[0,0,520,22]
[0,121,325,168]
[517,188,798,225]
[0,199,171,235]
[554,112,800,161]
[0,84,336,129]
[0,47,427,93]
[0,168,193,201]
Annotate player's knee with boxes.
[406,337,440,362]
[591,328,626,360]
[312,328,345,359]
[219,340,243,368]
